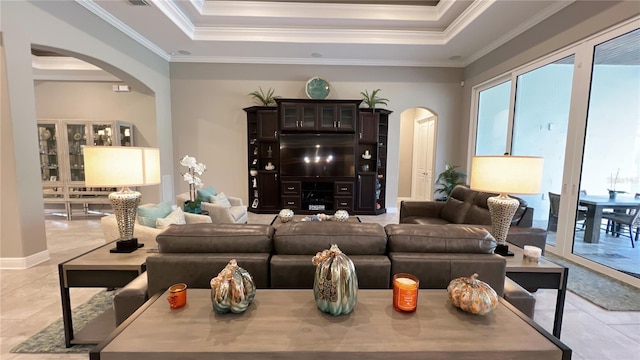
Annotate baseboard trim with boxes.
[0,250,50,269]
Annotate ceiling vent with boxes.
[128,0,149,5]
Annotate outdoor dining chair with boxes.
[602,204,640,248]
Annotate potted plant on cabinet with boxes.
[434,162,467,201]
[360,89,389,111]
[248,87,279,106]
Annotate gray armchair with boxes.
[176,192,247,224]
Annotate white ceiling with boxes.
[58,0,574,68]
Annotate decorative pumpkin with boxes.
[210,259,256,314]
[311,244,358,316]
[447,273,498,315]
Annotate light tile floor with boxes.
[1,213,639,360]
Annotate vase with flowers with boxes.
[180,155,206,213]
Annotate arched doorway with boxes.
[398,107,437,202]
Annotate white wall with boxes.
[0,0,170,265]
[169,63,464,210]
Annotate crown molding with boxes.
[464,0,575,65]
[75,0,171,61]
[170,54,465,68]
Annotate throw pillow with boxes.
[197,185,217,202]
[210,192,232,208]
[137,202,173,228]
[156,207,187,229]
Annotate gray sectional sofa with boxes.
[113,221,537,326]
[400,185,547,251]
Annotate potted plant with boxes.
[434,162,467,201]
[180,155,206,213]
[607,168,626,199]
[248,87,279,106]
[360,89,389,111]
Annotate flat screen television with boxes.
[280,134,355,177]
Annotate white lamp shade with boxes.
[84,146,161,187]
[470,155,543,195]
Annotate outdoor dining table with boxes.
[579,195,640,243]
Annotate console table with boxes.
[91,289,571,360]
[58,240,152,347]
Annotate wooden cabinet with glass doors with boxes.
[38,120,134,219]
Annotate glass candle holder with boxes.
[392,273,420,312]
[167,283,187,309]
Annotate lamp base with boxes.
[494,244,514,257]
[110,238,144,253]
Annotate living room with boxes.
[2,0,640,358]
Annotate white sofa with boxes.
[176,192,248,224]
[101,203,212,245]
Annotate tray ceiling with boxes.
[36,0,576,68]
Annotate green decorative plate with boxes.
[305,77,330,99]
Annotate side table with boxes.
[59,239,151,347]
[506,243,568,339]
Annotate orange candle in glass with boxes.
[167,283,187,309]
[393,273,419,312]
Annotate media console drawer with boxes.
[334,181,354,196]
[335,196,353,210]
[282,196,301,210]
[281,181,301,195]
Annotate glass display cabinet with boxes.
[38,119,133,219]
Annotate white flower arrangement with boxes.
[180,155,207,203]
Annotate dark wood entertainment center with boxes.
[244,98,391,215]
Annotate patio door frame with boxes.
[468,17,640,287]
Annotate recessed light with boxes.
[449,55,462,61]
[311,52,323,58]
[178,50,191,55]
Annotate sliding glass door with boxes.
[573,28,640,277]
[511,56,575,247]
[471,19,639,285]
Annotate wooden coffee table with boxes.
[91,289,571,360]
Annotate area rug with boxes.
[544,253,640,311]
[11,290,114,353]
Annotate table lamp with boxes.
[84,146,160,253]
[470,155,543,256]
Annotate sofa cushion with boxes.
[440,197,471,224]
[273,222,387,255]
[385,224,497,253]
[210,192,231,208]
[388,253,506,296]
[270,254,390,289]
[156,223,273,253]
[197,185,217,202]
[137,202,173,228]
[155,207,186,229]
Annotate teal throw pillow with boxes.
[210,192,232,208]
[197,185,217,202]
[137,202,173,228]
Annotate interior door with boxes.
[413,118,434,200]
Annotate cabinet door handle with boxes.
[359,132,363,139]
[287,201,295,205]
[274,130,278,139]
[340,187,347,191]
[340,202,348,206]
[287,186,295,191]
